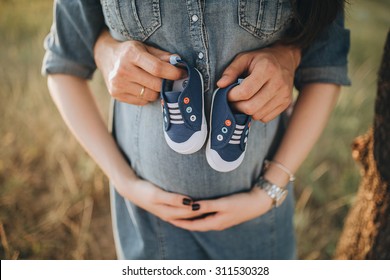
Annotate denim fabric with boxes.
[294,11,351,90]
[42,0,350,260]
[42,0,106,79]
[110,181,295,260]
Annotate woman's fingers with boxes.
[171,213,220,231]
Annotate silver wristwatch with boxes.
[256,177,288,208]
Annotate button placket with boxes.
[186,0,210,92]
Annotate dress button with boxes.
[191,14,199,22]
[198,52,204,59]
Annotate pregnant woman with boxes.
[43,0,350,259]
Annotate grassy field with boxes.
[0,0,389,259]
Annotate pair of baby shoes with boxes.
[160,56,251,172]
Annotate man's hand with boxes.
[94,30,185,105]
[217,44,301,122]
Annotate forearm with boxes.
[264,83,340,186]
[47,74,136,193]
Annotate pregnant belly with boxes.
[115,101,276,200]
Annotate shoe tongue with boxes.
[233,113,249,125]
[164,91,181,103]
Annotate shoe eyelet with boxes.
[186,106,192,113]
[217,134,223,141]
[225,119,232,127]
[184,97,190,104]
[190,115,196,122]
[222,127,228,134]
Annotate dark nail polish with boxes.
[192,204,200,211]
[183,198,192,206]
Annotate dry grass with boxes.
[0,0,114,259]
[0,0,389,259]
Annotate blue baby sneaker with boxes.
[206,79,252,172]
[160,56,207,154]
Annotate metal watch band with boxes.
[256,177,288,208]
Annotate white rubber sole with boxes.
[164,68,207,154]
[206,141,246,172]
[164,123,207,154]
[205,88,245,172]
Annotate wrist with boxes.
[94,29,116,71]
[110,163,139,196]
[263,165,290,188]
[255,177,288,208]
[271,43,301,71]
[251,186,273,211]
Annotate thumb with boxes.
[217,54,249,88]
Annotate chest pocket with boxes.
[101,0,161,41]
[238,0,292,39]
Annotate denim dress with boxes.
[43,0,350,259]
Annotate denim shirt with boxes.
[42,0,350,199]
[42,0,350,260]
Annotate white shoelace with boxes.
[167,102,184,124]
[228,124,245,144]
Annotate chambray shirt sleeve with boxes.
[42,0,106,79]
[294,11,351,91]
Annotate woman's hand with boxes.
[217,44,301,122]
[48,74,201,225]
[94,30,185,105]
[170,187,273,231]
[116,178,207,223]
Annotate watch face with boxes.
[275,190,288,207]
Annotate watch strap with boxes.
[256,177,288,208]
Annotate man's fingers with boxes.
[257,104,288,123]
[111,83,159,102]
[224,55,272,101]
[252,91,292,122]
[227,73,266,102]
[217,57,248,88]
[115,93,149,106]
[134,47,185,80]
[146,45,179,63]
[231,79,291,117]
[126,66,163,92]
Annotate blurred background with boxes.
[0,0,389,260]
